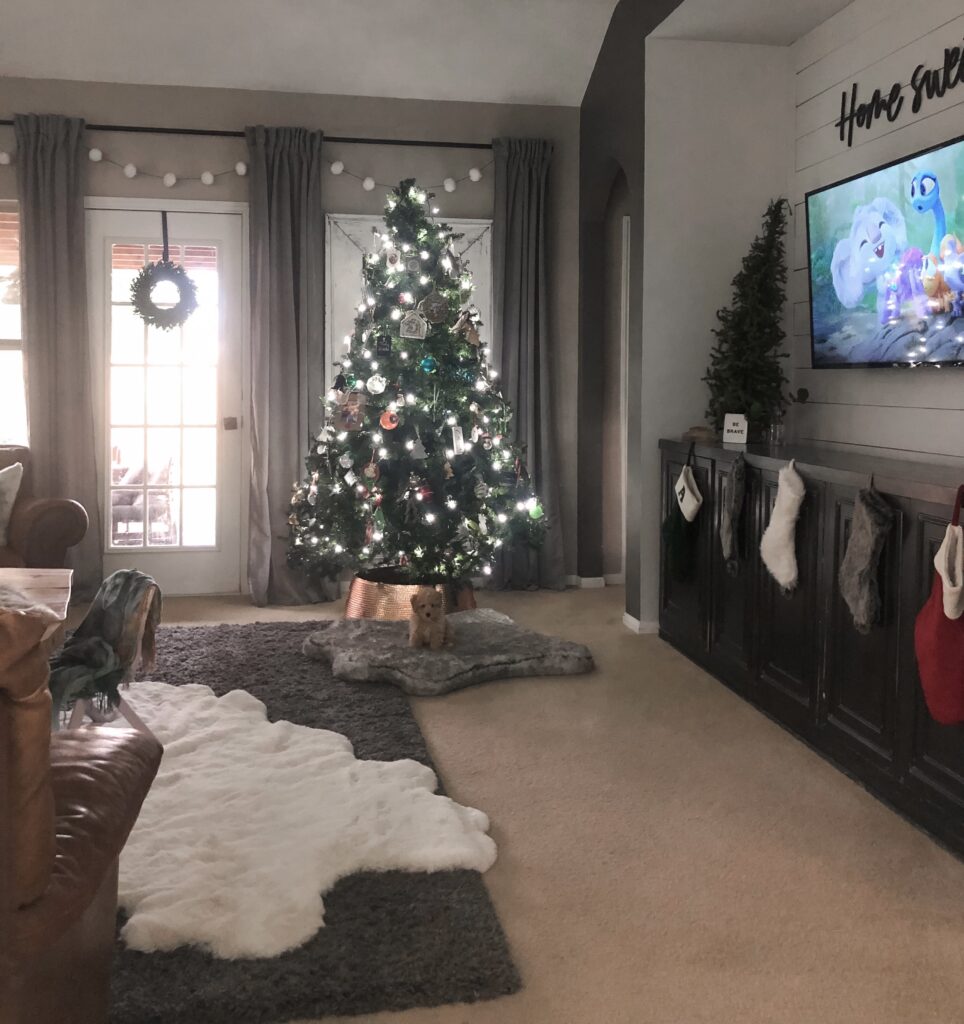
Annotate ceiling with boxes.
[0,0,619,107]
[650,0,853,46]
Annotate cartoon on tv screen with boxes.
[807,135,964,367]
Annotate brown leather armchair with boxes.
[0,604,162,1024]
[0,447,89,570]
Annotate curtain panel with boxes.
[491,137,565,589]
[14,113,103,594]
[246,125,326,605]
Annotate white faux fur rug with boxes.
[116,681,496,959]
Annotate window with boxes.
[0,204,27,444]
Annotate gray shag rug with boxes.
[112,620,520,1024]
[304,608,595,695]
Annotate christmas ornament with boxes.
[339,454,353,468]
[478,514,488,535]
[418,290,448,324]
[405,254,421,273]
[528,501,545,521]
[375,333,392,356]
[474,479,489,499]
[399,311,428,339]
[443,461,454,479]
[363,461,380,481]
[466,326,481,347]
[333,373,348,392]
[481,433,493,450]
[380,410,400,430]
[130,213,197,331]
[366,374,387,395]
[420,355,438,373]
[344,470,357,486]
[410,438,427,460]
[385,247,403,272]
[451,425,465,454]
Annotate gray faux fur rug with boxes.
[112,620,520,1024]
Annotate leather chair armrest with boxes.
[8,498,89,569]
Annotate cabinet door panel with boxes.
[902,509,964,821]
[821,488,902,770]
[659,452,712,657]
[752,469,821,730]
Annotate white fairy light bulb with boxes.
[432,206,439,214]
[492,460,502,471]
[446,415,457,425]
[405,439,415,451]
[366,296,375,307]
[446,499,457,510]
[390,309,401,321]
[420,250,430,259]
[469,167,482,182]
[235,161,248,176]
[334,543,344,553]
[372,433,383,444]
[493,436,502,447]
[123,162,138,179]
[425,512,436,523]
[401,243,411,252]
[362,176,376,191]
[443,177,456,193]
[482,564,493,575]
[416,190,427,203]
[371,361,379,370]
[489,369,498,379]
[88,148,103,162]
[200,170,214,186]
[497,513,507,523]
[475,379,487,391]
[441,256,452,271]
[327,389,337,402]
[401,292,413,304]
[420,275,429,285]
[343,334,351,346]
[163,172,177,188]
[356,484,366,493]
[361,546,370,555]
[330,160,345,175]
[342,358,352,368]
[363,348,371,358]
[525,497,537,511]
[445,448,455,459]
[405,392,415,404]
[415,492,424,502]
[400,352,409,361]
[464,442,474,452]
[516,501,526,511]
[337,431,348,441]
[373,530,383,541]
[357,303,366,313]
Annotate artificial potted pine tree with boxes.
[287,180,545,618]
[703,198,807,441]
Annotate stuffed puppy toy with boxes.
[409,587,455,650]
[760,459,806,593]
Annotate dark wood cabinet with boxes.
[659,439,964,857]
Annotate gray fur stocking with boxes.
[838,487,895,634]
[720,454,746,576]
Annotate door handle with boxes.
[222,416,239,431]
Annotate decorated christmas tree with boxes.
[287,180,545,586]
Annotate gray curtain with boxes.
[491,137,565,589]
[246,125,326,606]
[14,114,102,595]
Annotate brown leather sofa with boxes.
[0,605,162,1024]
[0,447,89,569]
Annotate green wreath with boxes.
[130,260,198,331]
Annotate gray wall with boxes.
[578,0,684,616]
[787,0,964,465]
[0,76,582,573]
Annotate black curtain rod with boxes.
[0,118,492,149]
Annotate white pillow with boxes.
[0,462,24,547]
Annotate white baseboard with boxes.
[622,613,659,634]
[604,573,625,586]
[566,575,606,589]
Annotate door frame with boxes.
[85,197,251,594]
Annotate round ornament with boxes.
[418,290,449,324]
[474,479,489,499]
[363,462,380,481]
[366,374,387,395]
[130,260,198,331]
[420,355,438,373]
[339,454,353,468]
[528,501,545,521]
[404,254,421,273]
[380,410,400,431]
[481,433,494,451]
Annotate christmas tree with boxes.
[703,198,791,436]
[288,180,546,586]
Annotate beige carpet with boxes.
[85,587,964,1024]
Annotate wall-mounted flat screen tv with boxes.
[806,133,964,368]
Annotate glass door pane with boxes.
[107,241,220,550]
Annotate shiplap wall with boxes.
[788,0,964,464]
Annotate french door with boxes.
[87,204,246,595]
